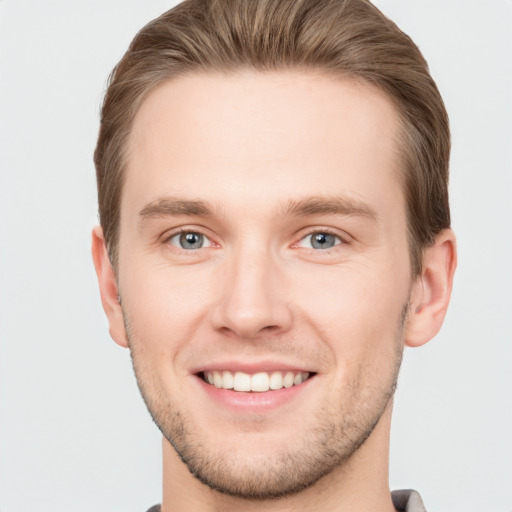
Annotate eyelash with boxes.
[164,228,215,251]
[293,228,346,252]
[162,227,349,253]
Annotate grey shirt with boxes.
[145,488,427,512]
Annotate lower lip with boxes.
[194,375,316,412]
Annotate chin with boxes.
[146,390,386,500]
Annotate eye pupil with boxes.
[311,232,336,249]
[179,232,203,249]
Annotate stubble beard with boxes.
[124,302,408,501]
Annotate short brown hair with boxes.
[94,0,450,276]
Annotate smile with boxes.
[202,370,312,392]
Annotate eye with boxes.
[168,231,212,250]
[297,231,342,250]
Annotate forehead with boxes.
[123,70,403,219]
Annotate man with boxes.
[91,0,457,511]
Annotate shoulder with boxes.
[391,489,427,512]
[145,491,425,512]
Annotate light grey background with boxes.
[0,1,510,511]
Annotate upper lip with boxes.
[190,360,316,375]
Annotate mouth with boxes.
[199,370,315,393]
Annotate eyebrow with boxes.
[282,196,377,220]
[139,197,216,223]
[138,194,377,224]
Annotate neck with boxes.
[161,403,396,512]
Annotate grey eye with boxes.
[169,231,207,250]
[310,232,336,249]
[298,232,341,250]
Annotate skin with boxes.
[92,71,456,512]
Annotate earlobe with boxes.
[405,229,457,347]
[91,226,129,348]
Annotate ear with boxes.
[405,229,457,347]
[91,226,128,348]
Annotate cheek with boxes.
[288,261,409,363]
[118,256,217,358]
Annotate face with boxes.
[117,71,412,498]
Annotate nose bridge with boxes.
[212,240,291,338]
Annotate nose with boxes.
[211,247,293,339]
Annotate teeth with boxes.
[251,372,270,392]
[294,372,309,385]
[213,371,222,388]
[233,371,251,391]
[222,370,234,389]
[269,371,283,390]
[203,370,311,392]
[283,371,294,388]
